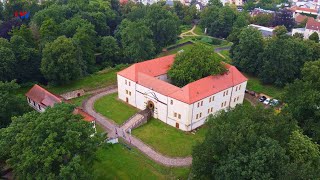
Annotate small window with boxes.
[129,91,131,96]
[221,103,223,107]
[223,92,225,96]
[209,97,211,102]
[174,112,177,117]
[237,97,239,101]
[239,85,241,90]
[27,97,30,103]
[211,107,213,112]
[38,105,41,110]
[224,101,227,106]
[196,114,198,119]
[201,101,203,106]
[234,98,236,102]
[170,100,173,105]
[126,90,128,94]
[197,102,200,107]
[200,113,202,118]
[33,101,36,106]
[212,96,215,101]
[208,109,210,113]
[129,81,131,86]
[125,80,127,85]
[226,90,228,95]
[178,114,181,119]
[236,86,238,91]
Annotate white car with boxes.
[263,98,271,105]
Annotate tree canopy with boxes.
[309,32,319,43]
[0,103,100,178]
[168,44,226,87]
[192,105,320,179]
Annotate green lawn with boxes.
[245,74,283,98]
[194,26,205,36]
[157,44,194,57]
[133,118,207,157]
[94,93,138,125]
[69,94,91,107]
[180,24,193,33]
[93,143,190,180]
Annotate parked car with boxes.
[270,99,279,106]
[259,96,267,102]
[263,98,271,105]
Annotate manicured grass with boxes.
[245,73,283,98]
[96,124,106,134]
[48,68,117,94]
[69,94,90,107]
[93,143,190,180]
[94,93,138,125]
[194,26,205,36]
[180,24,193,33]
[157,44,194,57]
[133,118,207,157]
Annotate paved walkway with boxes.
[82,88,192,167]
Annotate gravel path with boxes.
[82,87,192,167]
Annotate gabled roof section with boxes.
[25,84,63,107]
[118,54,248,104]
[73,107,95,122]
[117,54,175,82]
[306,18,320,31]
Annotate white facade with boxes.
[117,74,247,131]
[26,97,45,112]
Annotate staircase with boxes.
[122,109,152,132]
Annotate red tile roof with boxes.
[117,55,248,104]
[306,18,320,31]
[26,84,63,107]
[73,107,95,122]
[118,54,175,82]
[295,14,312,23]
[291,6,318,13]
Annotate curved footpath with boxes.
[83,87,192,167]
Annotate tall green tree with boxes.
[10,25,37,48]
[0,39,16,81]
[41,36,84,84]
[283,60,320,143]
[309,32,319,43]
[100,36,121,67]
[192,105,320,179]
[200,6,236,38]
[232,27,264,75]
[0,81,30,128]
[168,44,226,87]
[120,20,155,62]
[10,35,41,83]
[0,103,100,178]
[40,18,60,46]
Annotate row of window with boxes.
[173,112,181,119]
[125,80,131,86]
[223,90,229,97]
[221,101,227,108]
[235,85,242,91]
[27,97,42,111]
[196,112,202,119]
[233,96,240,102]
[125,90,132,96]
[207,107,214,114]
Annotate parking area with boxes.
[244,90,281,109]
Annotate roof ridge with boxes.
[33,84,62,102]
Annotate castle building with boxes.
[117,54,247,131]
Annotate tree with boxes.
[273,25,288,37]
[232,27,264,75]
[252,13,273,26]
[41,36,84,84]
[0,41,16,81]
[0,81,30,128]
[0,18,22,39]
[0,103,100,178]
[309,32,319,43]
[273,9,295,31]
[100,36,120,67]
[192,105,320,179]
[208,0,223,7]
[73,23,97,73]
[120,20,155,62]
[200,6,236,38]
[168,44,226,87]
[283,60,320,143]
[144,4,179,49]
[10,35,41,83]
[40,18,60,46]
[10,25,36,48]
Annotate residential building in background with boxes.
[117,55,248,131]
